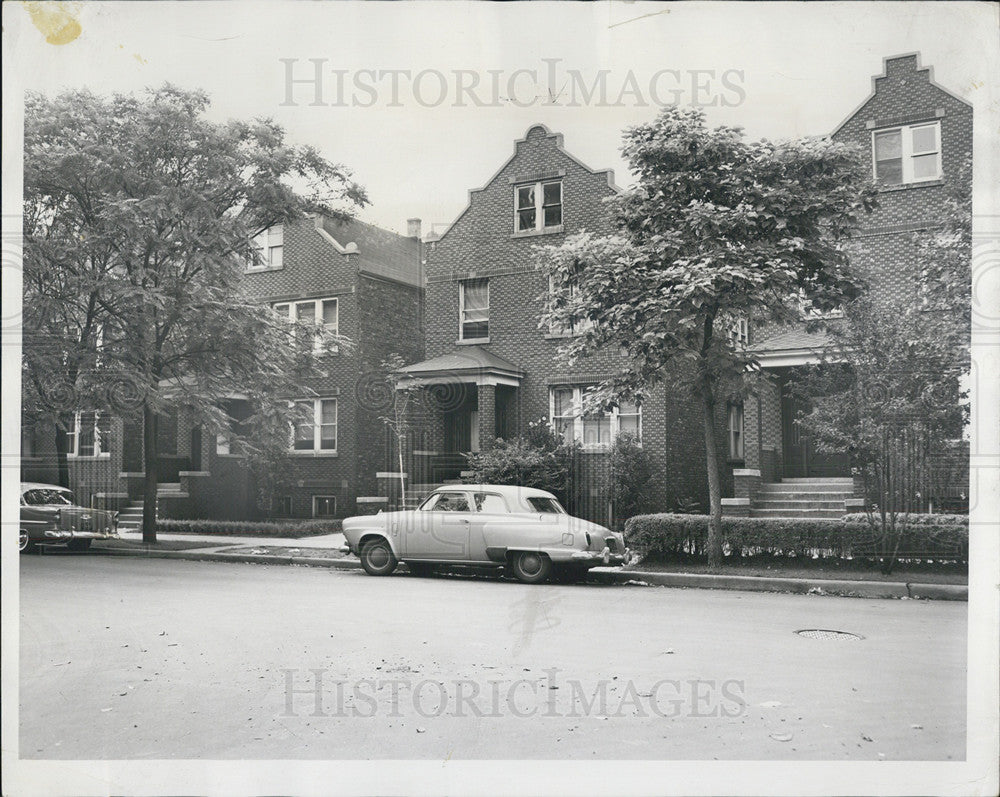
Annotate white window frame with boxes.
[548,386,642,450]
[290,397,338,454]
[249,224,284,271]
[547,276,594,337]
[728,403,745,461]
[312,495,337,517]
[67,411,111,458]
[459,278,490,341]
[728,317,749,349]
[514,180,563,233]
[871,122,942,186]
[274,297,339,353]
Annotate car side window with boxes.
[426,492,471,512]
[474,493,508,513]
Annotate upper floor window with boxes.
[872,122,941,186]
[291,397,338,453]
[459,278,489,341]
[727,403,745,461]
[68,411,111,457]
[249,224,284,271]
[547,276,594,337]
[728,317,749,349]
[550,386,641,448]
[274,297,339,352]
[515,180,562,233]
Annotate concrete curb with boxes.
[90,545,968,601]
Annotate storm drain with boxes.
[795,629,864,641]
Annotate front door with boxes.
[781,382,850,478]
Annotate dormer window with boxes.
[249,224,284,271]
[515,181,562,233]
[872,122,941,186]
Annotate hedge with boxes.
[155,518,342,537]
[842,512,967,526]
[624,513,968,563]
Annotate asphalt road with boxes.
[19,554,967,760]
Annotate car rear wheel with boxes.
[510,551,551,584]
[360,539,398,576]
[66,538,92,552]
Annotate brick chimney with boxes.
[407,218,422,239]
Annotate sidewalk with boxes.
[94,532,967,601]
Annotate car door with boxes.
[466,491,512,562]
[406,491,473,561]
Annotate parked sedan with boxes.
[341,484,631,583]
[19,483,119,553]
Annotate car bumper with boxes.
[41,530,118,541]
[570,546,633,566]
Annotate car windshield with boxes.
[526,496,565,514]
[23,488,74,506]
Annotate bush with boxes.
[609,432,658,530]
[624,513,968,564]
[156,518,342,537]
[842,512,967,526]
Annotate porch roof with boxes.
[750,326,836,368]
[397,346,524,387]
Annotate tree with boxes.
[794,161,971,574]
[375,354,422,507]
[540,107,876,567]
[22,85,367,541]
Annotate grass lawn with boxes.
[629,560,967,585]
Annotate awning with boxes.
[397,346,524,388]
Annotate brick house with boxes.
[396,123,721,523]
[22,214,424,523]
[726,53,972,518]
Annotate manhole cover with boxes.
[796,629,864,641]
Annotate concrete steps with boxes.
[749,477,854,520]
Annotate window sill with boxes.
[246,266,284,274]
[456,337,490,345]
[511,225,564,239]
[288,451,339,457]
[68,454,111,460]
[877,179,944,193]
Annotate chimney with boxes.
[407,218,422,239]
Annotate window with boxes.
[549,386,642,448]
[422,491,471,512]
[472,492,508,513]
[313,495,337,517]
[728,317,749,349]
[515,180,562,233]
[22,487,74,506]
[728,403,745,461]
[547,276,594,336]
[67,411,110,457]
[526,496,565,514]
[271,496,292,516]
[459,279,489,340]
[292,398,338,453]
[274,297,339,352]
[872,122,941,186]
[249,224,284,270]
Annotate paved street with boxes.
[19,554,966,760]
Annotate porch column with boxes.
[477,383,496,450]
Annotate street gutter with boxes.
[90,545,967,601]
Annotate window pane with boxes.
[321,399,337,425]
[293,401,313,450]
[583,415,611,446]
[875,159,903,185]
[912,154,938,179]
[78,412,97,456]
[314,496,336,517]
[516,186,534,209]
[518,209,536,231]
[274,303,290,318]
[552,388,574,418]
[463,280,488,310]
[432,492,470,512]
[911,125,937,154]
[322,300,338,327]
[474,493,507,513]
[269,245,283,268]
[618,412,640,437]
[874,131,902,159]
[269,225,284,246]
[542,182,561,206]
[296,302,315,324]
[543,205,562,227]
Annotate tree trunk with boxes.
[142,402,159,544]
[701,389,724,569]
[54,417,71,489]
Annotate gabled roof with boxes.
[400,346,524,380]
[831,52,972,137]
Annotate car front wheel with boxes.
[510,551,551,584]
[360,539,398,576]
[19,530,36,554]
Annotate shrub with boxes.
[842,512,967,526]
[624,513,968,564]
[609,432,658,530]
[155,518,341,537]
